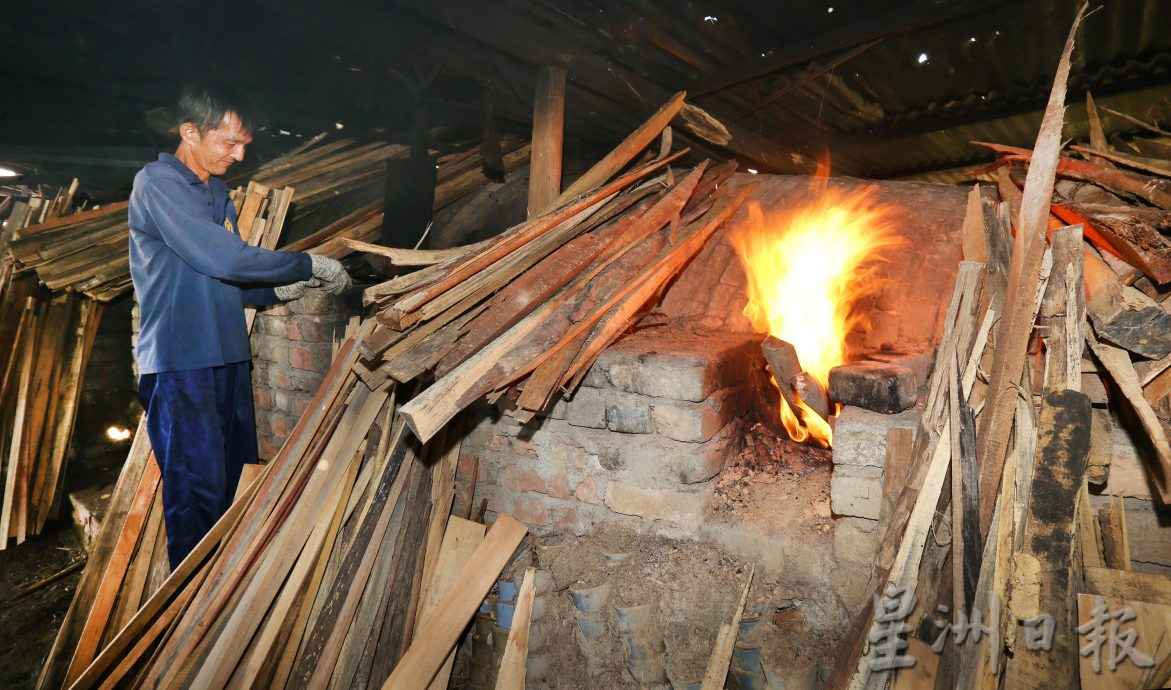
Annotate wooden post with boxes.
[528,66,566,217]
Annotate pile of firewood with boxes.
[0,189,105,549]
[42,93,751,689]
[829,7,1171,688]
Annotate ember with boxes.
[730,181,902,446]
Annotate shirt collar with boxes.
[158,152,231,198]
[158,152,205,186]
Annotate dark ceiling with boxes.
[2,0,1169,196]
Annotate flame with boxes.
[730,183,902,446]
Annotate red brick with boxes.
[274,370,294,390]
[604,482,703,526]
[258,435,279,460]
[510,495,549,528]
[574,476,602,505]
[288,316,331,342]
[453,477,475,517]
[510,438,538,457]
[291,392,313,417]
[456,453,479,481]
[550,507,587,535]
[289,346,329,372]
[501,467,546,494]
[253,387,273,410]
[546,471,571,501]
[271,414,292,440]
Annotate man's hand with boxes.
[274,278,321,302]
[309,255,352,295]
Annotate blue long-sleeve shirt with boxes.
[129,153,312,374]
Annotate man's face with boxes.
[185,112,252,178]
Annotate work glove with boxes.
[309,254,352,295]
[273,278,321,302]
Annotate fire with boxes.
[730,183,902,447]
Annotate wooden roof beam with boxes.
[392,0,814,173]
[688,0,1012,98]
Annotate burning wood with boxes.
[731,180,903,447]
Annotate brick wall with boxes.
[250,292,359,460]
[454,329,765,537]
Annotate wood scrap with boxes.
[495,567,536,690]
[1098,494,1132,571]
[1087,331,1171,502]
[382,515,528,689]
[1002,389,1092,688]
[974,4,1085,538]
[1083,244,1171,359]
[700,565,753,690]
[1084,567,1171,606]
[1076,594,1171,689]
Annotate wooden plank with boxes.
[1098,494,1131,571]
[62,458,162,686]
[1040,225,1086,392]
[528,66,566,217]
[400,181,747,443]
[495,567,536,690]
[1003,389,1092,689]
[981,143,1171,210]
[556,92,684,206]
[225,457,358,689]
[1079,483,1105,570]
[1076,594,1171,689]
[174,384,391,689]
[420,517,486,690]
[700,565,753,690]
[1087,331,1171,502]
[388,151,683,328]
[830,262,987,690]
[340,238,484,266]
[1,302,39,546]
[36,413,152,690]
[878,427,914,536]
[1084,92,1114,168]
[440,188,661,381]
[514,182,752,404]
[107,489,164,640]
[1083,244,1171,360]
[132,337,366,687]
[1085,567,1171,606]
[975,6,1085,536]
[381,514,527,689]
[949,356,980,611]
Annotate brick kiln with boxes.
[236,168,1171,687]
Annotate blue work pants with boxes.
[137,361,258,569]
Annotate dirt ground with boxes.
[709,420,834,536]
[459,521,838,689]
[0,517,86,689]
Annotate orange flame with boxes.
[730,183,902,447]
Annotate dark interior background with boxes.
[2,0,1168,198]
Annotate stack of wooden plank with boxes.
[829,8,1171,688]
[7,182,293,302]
[0,288,102,549]
[42,327,530,690]
[272,135,531,259]
[45,94,749,689]
[0,189,105,549]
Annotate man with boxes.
[129,84,350,568]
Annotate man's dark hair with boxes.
[176,83,256,135]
